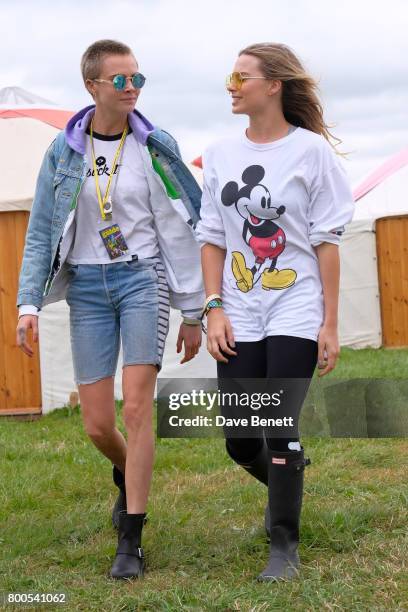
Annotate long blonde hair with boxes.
[239,42,341,150]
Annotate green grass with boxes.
[0,348,407,611]
[330,346,408,379]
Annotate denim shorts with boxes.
[65,256,170,385]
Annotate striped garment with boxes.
[150,255,171,365]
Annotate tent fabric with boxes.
[338,220,382,348]
[0,86,73,130]
[0,118,62,211]
[0,108,74,130]
[0,86,73,212]
[0,86,56,106]
[185,162,203,184]
[353,148,408,203]
[192,156,203,169]
[352,158,408,221]
[339,146,408,348]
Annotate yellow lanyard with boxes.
[90,119,128,221]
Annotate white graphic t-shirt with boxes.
[196,127,355,342]
[67,129,159,264]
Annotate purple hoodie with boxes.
[64,104,155,155]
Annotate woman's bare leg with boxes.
[79,376,127,474]
[121,364,157,513]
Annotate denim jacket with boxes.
[17,105,204,313]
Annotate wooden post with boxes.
[376,215,408,347]
[0,211,42,414]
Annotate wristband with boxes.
[203,293,222,311]
[182,316,202,326]
[200,294,223,334]
[201,298,223,320]
[200,300,223,334]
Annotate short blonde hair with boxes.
[80,39,134,82]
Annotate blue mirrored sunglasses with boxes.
[93,73,146,90]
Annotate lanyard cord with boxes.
[90,119,128,221]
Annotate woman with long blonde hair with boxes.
[197,43,354,581]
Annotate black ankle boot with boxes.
[110,511,146,579]
[258,448,310,582]
[112,466,127,530]
[225,440,270,537]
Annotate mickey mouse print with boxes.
[221,165,297,293]
[196,128,355,342]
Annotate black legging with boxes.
[217,335,318,459]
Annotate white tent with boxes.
[338,148,408,348]
[0,87,215,414]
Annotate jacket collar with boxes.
[64,104,155,155]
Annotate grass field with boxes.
[1,347,407,611]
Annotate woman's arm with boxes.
[315,242,340,376]
[17,140,59,309]
[202,243,225,296]
[201,244,237,363]
[16,140,59,357]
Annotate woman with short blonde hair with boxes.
[17,39,203,580]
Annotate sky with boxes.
[1,0,407,184]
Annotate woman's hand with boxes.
[16,315,39,357]
[176,323,202,364]
[206,308,237,363]
[317,323,340,377]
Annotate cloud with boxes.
[0,0,407,183]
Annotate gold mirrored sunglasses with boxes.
[226,71,267,90]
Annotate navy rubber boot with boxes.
[258,448,310,581]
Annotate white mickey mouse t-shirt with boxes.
[196,127,355,342]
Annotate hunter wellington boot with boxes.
[226,439,268,485]
[258,448,310,582]
[110,511,146,579]
[112,465,127,530]
[225,440,270,537]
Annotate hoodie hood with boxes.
[64,104,155,154]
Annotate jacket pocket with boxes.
[53,171,78,198]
